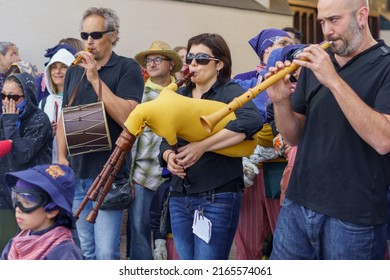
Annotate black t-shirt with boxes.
[62,52,144,179]
[159,80,263,194]
[288,41,390,225]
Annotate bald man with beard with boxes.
[267,0,390,259]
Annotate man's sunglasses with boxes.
[186,53,219,65]
[80,30,113,40]
[1,93,25,102]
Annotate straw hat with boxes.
[135,41,183,74]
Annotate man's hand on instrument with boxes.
[266,60,293,104]
[293,44,337,89]
[78,50,100,85]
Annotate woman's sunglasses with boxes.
[80,30,113,40]
[1,93,25,102]
[186,53,219,65]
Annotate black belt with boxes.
[171,180,244,197]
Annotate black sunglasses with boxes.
[186,53,219,65]
[80,30,113,40]
[1,93,25,102]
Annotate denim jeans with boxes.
[271,198,387,260]
[169,191,242,260]
[72,179,124,260]
[126,183,154,260]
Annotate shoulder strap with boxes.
[66,71,103,107]
[67,70,86,107]
[306,45,390,104]
[337,44,389,77]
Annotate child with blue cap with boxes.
[1,164,82,260]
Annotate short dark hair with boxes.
[186,33,232,83]
[4,75,23,92]
[282,27,303,42]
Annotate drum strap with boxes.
[97,78,102,101]
[67,70,103,106]
[67,70,86,107]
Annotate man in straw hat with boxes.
[126,41,182,260]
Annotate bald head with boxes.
[351,0,368,10]
[317,0,375,58]
[318,0,368,12]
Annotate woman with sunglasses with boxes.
[0,72,52,251]
[159,33,263,260]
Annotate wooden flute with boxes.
[71,48,92,66]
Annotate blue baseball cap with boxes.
[266,44,307,71]
[5,164,76,227]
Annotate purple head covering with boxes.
[15,178,41,191]
[248,28,290,61]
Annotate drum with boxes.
[62,102,112,156]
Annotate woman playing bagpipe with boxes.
[158,33,263,260]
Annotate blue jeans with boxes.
[271,198,387,260]
[170,191,242,260]
[126,183,154,260]
[72,179,124,260]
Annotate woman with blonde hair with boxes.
[39,49,75,163]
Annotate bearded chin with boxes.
[328,20,363,56]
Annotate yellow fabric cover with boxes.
[124,83,259,157]
[256,123,274,147]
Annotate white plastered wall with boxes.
[380,30,390,43]
[0,0,292,76]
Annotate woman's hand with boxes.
[165,151,186,179]
[176,142,206,169]
[2,99,19,114]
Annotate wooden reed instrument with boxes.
[200,41,332,133]
[74,73,193,223]
[71,48,92,66]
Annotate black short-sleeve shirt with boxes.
[159,80,263,194]
[288,41,390,225]
[62,52,144,179]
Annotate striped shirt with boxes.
[130,77,175,191]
